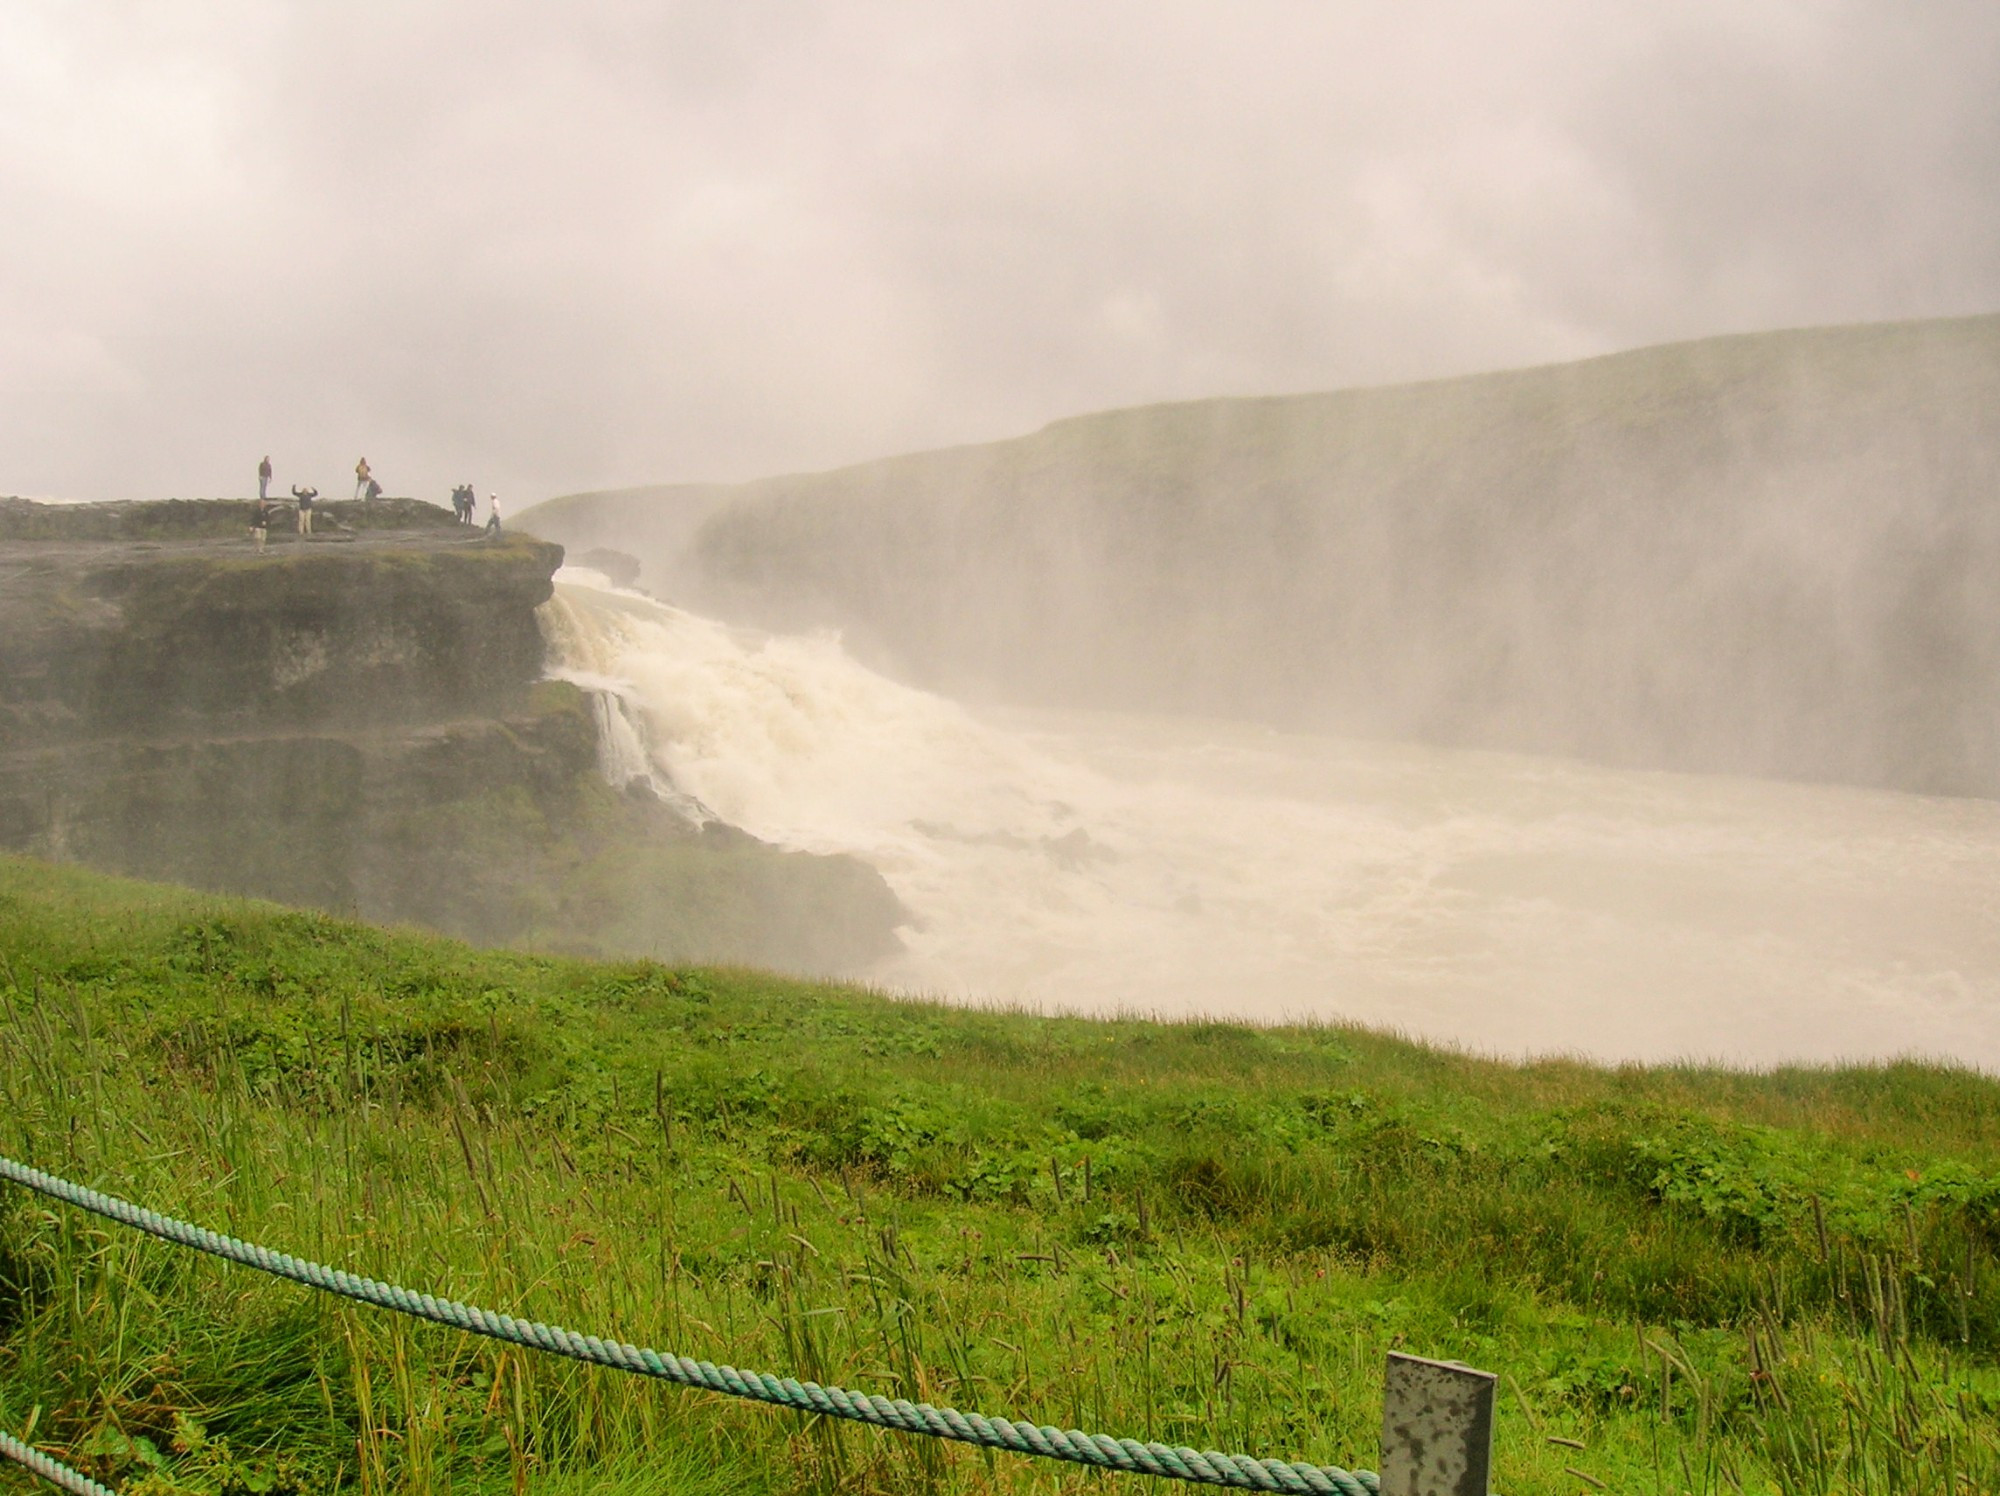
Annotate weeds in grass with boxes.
[0,856,1996,1493]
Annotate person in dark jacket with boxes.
[292,484,318,537]
[258,455,272,500]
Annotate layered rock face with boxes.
[0,500,902,971]
[0,527,558,743]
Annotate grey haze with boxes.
[2,1,1997,503]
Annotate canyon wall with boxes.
[0,499,901,971]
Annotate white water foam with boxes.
[541,569,2000,1069]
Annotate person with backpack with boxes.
[354,456,371,499]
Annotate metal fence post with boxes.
[1379,1352,1497,1496]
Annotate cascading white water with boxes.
[587,684,661,793]
[540,568,2000,1070]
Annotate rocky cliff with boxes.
[0,499,902,971]
[0,522,555,742]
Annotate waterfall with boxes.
[535,566,2000,1070]
[537,577,714,824]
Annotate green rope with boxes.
[1,1155,1376,1495]
[0,1430,117,1496]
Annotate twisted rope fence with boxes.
[0,1430,117,1496]
[0,1154,1379,1496]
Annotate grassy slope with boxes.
[0,856,1996,1495]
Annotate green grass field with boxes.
[1,854,1996,1494]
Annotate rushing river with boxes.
[542,569,2000,1070]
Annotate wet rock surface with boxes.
[0,529,563,741]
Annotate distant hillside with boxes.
[524,313,2000,797]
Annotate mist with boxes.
[531,315,2000,796]
[8,6,2000,1065]
[524,308,2000,1067]
[541,559,2000,1069]
[4,2,1999,504]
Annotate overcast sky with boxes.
[2,1,1995,504]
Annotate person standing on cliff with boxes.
[485,494,502,537]
[258,455,272,501]
[292,484,318,536]
[354,456,371,499]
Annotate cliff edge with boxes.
[0,499,903,972]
